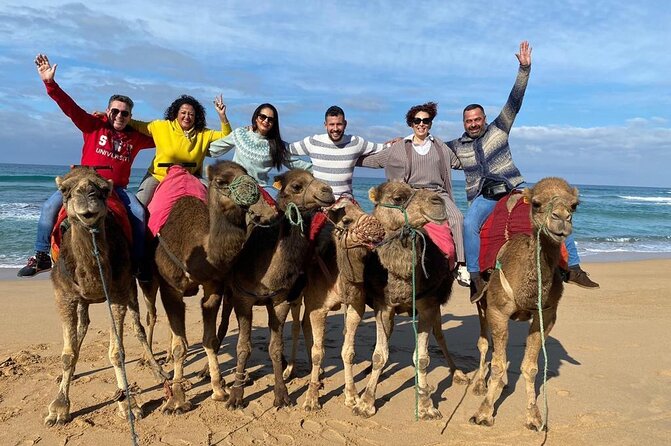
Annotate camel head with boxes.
[369,181,447,232]
[326,196,385,250]
[55,166,112,228]
[523,177,579,245]
[207,160,278,226]
[274,169,335,213]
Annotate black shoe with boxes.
[135,264,153,283]
[17,251,52,277]
[566,265,599,289]
[469,274,485,304]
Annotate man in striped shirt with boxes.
[287,106,387,197]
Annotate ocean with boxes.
[1,162,670,268]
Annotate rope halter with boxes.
[214,174,260,207]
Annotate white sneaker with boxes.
[456,265,471,287]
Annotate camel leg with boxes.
[471,300,490,396]
[470,306,509,427]
[45,296,78,426]
[127,287,169,381]
[108,302,143,421]
[353,305,394,418]
[197,295,233,379]
[521,310,557,431]
[268,300,292,407]
[342,298,365,408]
[415,302,442,420]
[226,298,253,410]
[201,286,227,401]
[139,278,159,361]
[302,302,328,411]
[284,297,303,380]
[158,285,191,414]
[431,314,469,385]
[75,302,90,353]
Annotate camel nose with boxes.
[430,195,443,205]
[552,209,572,222]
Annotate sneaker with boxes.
[566,266,599,289]
[455,265,471,287]
[17,251,52,277]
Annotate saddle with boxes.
[50,189,132,262]
[479,190,568,272]
[147,165,208,236]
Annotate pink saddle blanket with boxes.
[423,221,456,271]
[147,166,207,236]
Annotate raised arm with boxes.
[213,94,230,127]
[493,40,532,134]
[35,53,99,133]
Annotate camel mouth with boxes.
[544,227,570,243]
[421,210,448,225]
[314,195,336,207]
[78,211,100,224]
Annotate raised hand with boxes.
[213,94,228,122]
[515,41,532,67]
[34,53,57,83]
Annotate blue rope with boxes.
[90,228,138,446]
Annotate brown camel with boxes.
[141,160,278,414]
[353,181,464,420]
[45,166,166,426]
[299,196,385,410]
[469,177,579,430]
[224,169,335,410]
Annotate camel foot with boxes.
[471,378,487,396]
[352,394,376,418]
[343,386,359,408]
[225,386,245,410]
[525,404,547,431]
[452,369,470,385]
[160,382,192,415]
[117,396,143,421]
[44,394,71,426]
[196,363,210,380]
[302,382,322,411]
[273,387,292,408]
[211,387,228,402]
[419,406,443,421]
[469,412,494,427]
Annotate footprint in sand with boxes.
[656,369,671,378]
[556,389,571,397]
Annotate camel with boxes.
[224,169,335,410]
[298,196,385,410]
[141,160,278,414]
[469,177,579,430]
[45,166,167,426]
[352,181,463,420]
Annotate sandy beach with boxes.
[1,259,670,445]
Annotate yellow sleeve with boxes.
[129,118,153,136]
[204,122,233,146]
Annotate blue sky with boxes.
[0,1,669,187]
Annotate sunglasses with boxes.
[110,108,130,118]
[257,113,275,124]
[412,117,433,125]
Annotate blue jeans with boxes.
[464,194,581,273]
[34,187,145,265]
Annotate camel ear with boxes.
[55,176,64,190]
[368,186,379,204]
[273,173,286,191]
[206,164,213,181]
[522,187,532,205]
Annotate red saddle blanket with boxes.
[147,166,208,236]
[479,191,568,272]
[50,190,132,262]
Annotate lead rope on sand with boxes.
[379,202,420,421]
[90,228,139,446]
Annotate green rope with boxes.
[379,202,419,421]
[284,202,304,232]
[90,228,138,446]
[226,175,260,207]
[535,211,551,431]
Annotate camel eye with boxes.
[291,183,302,193]
[531,199,542,209]
[392,195,404,204]
[215,178,228,187]
[342,216,353,226]
[570,203,578,212]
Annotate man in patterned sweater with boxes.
[447,41,598,299]
[287,106,387,197]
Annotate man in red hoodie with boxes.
[18,53,155,278]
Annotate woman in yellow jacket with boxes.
[133,94,232,205]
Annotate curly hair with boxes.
[405,101,438,127]
[164,95,207,131]
[251,103,286,170]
